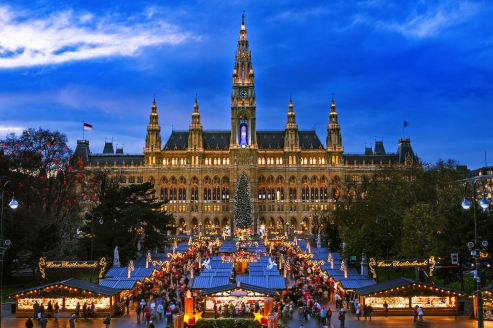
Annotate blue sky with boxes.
[1,0,492,169]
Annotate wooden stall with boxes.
[10,278,121,318]
[355,277,464,316]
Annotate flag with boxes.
[83,122,93,130]
[403,121,408,127]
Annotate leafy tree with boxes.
[0,128,83,277]
[330,159,478,278]
[233,171,253,229]
[82,182,173,263]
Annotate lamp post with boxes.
[1,180,18,328]
[91,212,103,261]
[462,179,491,328]
[376,216,390,280]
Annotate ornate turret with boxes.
[144,98,161,165]
[326,97,344,165]
[230,13,257,148]
[284,97,300,151]
[188,96,203,151]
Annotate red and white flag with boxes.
[83,122,93,130]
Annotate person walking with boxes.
[368,304,373,321]
[355,302,361,320]
[363,303,368,320]
[413,305,419,322]
[33,301,39,320]
[69,314,76,328]
[39,315,48,328]
[83,301,88,320]
[157,302,164,322]
[75,302,81,321]
[338,309,346,328]
[25,317,34,328]
[125,296,130,314]
[327,308,332,325]
[54,301,60,321]
[47,300,53,318]
[103,314,111,328]
[320,308,326,324]
[383,301,388,317]
[417,306,424,322]
[136,303,142,323]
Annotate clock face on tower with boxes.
[239,89,247,98]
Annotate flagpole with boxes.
[83,121,85,140]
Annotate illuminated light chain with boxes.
[196,252,202,268]
[429,255,436,277]
[369,257,377,279]
[128,260,135,278]
[167,252,183,260]
[146,251,152,269]
[340,260,348,278]
[39,257,46,279]
[151,260,170,271]
[98,257,107,278]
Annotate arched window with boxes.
[212,184,221,201]
[276,185,284,201]
[160,186,168,201]
[302,184,310,202]
[204,185,211,201]
[320,184,328,202]
[222,185,230,202]
[191,185,198,201]
[289,185,297,201]
[258,186,266,201]
[178,185,186,201]
[267,185,275,201]
[311,184,319,201]
[169,186,177,201]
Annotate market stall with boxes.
[473,284,493,320]
[10,278,121,318]
[198,282,277,316]
[355,277,464,316]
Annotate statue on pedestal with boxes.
[113,246,120,267]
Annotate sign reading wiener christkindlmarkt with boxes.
[38,257,107,279]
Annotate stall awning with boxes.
[100,278,140,290]
[9,278,120,297]
[199,282,277,297]
[236,275,286,289]
[356,277,464,296]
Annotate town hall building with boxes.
[75,16,417,236]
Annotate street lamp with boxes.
[91,212,103,261]
[462,179,490,328]
[1,180,18,328]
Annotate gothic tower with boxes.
[188,97,203,165]
[144,98,161,165]
[284,98,300,149]
[326,97,344,165]
[230,14,257,148]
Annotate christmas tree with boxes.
[233,171,253,229]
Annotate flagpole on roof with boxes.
[83,121,85,140]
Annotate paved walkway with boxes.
[4,303,493,328]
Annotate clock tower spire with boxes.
[230,13,257,148]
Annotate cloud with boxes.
[0,6,194,68]
[353,1,481,39]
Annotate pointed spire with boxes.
[193,94,199,113]
[151,96,157,113]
